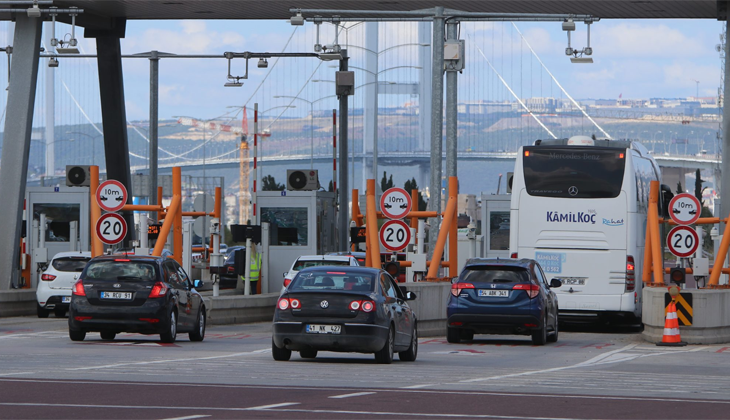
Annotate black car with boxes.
[68,255,206,343]
[447,258,561,345]
[218,248,246,289]
[272,266,418,364]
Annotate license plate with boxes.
[478,289,509,297]
[560,278,586,286]
[61,296,71,303]
[306,324,341,334]
[100,291,132,300]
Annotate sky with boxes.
[30,17,730,122]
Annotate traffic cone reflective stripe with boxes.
[657,301,687,346]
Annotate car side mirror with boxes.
[283,272,287,278]
[399,285,408,295]
[405,291,417,301]
[550,278,562,288]
[451,277,458,284]
[193,279,203,288]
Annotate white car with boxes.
[36,251,91,318]
[283,255,360,288]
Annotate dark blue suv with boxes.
[446,258,561,345]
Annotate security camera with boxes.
[48,57,59,68]
[562,20,575,31]
[290,12,305,26]
[257,58,268,68]
[583,47,593,56]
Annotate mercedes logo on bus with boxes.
[568,186,579,196]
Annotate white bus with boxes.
[509,136,665,324]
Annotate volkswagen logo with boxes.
[320,300,329,309]
[113,284,121,288]
[568,186,579,196]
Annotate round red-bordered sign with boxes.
[379,219,411,252]
[97,180,128,213]
[667,225,699,258]
[96,213,128,245]
[668,193,701,226]
[380,187,412,219]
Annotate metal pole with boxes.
[364,22,378,191]
[253,103,258,224]
[310,101,314,170]
[43,21,55,178]
[428,6,445,258]
[445,20,458,202]
[722,20,730,236]
[418,22,432,152]
[149,50,159,222]
[338,50,349,251]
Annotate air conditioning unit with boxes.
[287,169,319,191]
[66,165,91,187]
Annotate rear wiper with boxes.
[117,276,142,280]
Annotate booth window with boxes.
[261,207,308,246]
[33,203,80,242]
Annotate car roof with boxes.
[90,255,166,263]
[296,255,354,262]
[51,251,92,259]
[298,266,382,275]
[464,258,533,269]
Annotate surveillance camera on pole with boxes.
[290,11,305,26]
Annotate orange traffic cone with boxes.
[657,301,687,347]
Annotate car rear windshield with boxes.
[52,257,90,272]
[461,266,530,284]
[84,260,158,282]
[289,271,375,292]
[293,260,350,270]
[523,146,626,198]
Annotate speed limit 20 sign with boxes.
[96,213,128,245]
[379,219,412,252]
[667,225,699,258]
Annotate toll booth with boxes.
[480,194,511,259]
[26,187,90,287]
[257,190,336,292]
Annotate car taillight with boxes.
[451,282,475,297]
[41,274,56,281]
[510,253,518,258]
[290,298,301,309]
[149,282,168,298]
[283,278,292,287]
[513,283,539,298]
[227,266,234,273]
[72,280,85,296]
[350,300,375,312]
[278,298,290,310]
[625,255,635,292]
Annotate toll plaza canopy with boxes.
[0,0,720,23]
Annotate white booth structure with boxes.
[257,190,337,292]
[480,194,511,259]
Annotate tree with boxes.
[694,169,707,206]
[380,171,394,192]
[262,175,285,191]
[328,180,333,192]
[676,181,683,195]
[404,178,428,211]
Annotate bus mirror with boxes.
[660,184,674,218]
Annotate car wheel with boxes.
[375,325,395,364]
[446,327,461,344]
[460,330,474,341]
[300,348,318,359]
[100,331,116,340]
[189,307,206,342]
[547,314,559,343]
[160,309,177,343]
[36,304,49,319]
[272,339,292,361]
[69,329,86,341]
[54,308,66,318]
[532,313,548,345]
[398,323,418,362]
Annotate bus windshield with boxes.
[523,147,626,198]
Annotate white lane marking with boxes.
[66,348,270,371]
[329,392,376,399]
[0,331,66,340]
[244,402,300,410]
[160,415,210,420]
[0,372,38,377]
[401,384,435,389]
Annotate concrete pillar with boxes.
[0,15,42,289]
[418,22,432,152]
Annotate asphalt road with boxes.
[1,316,729,419]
